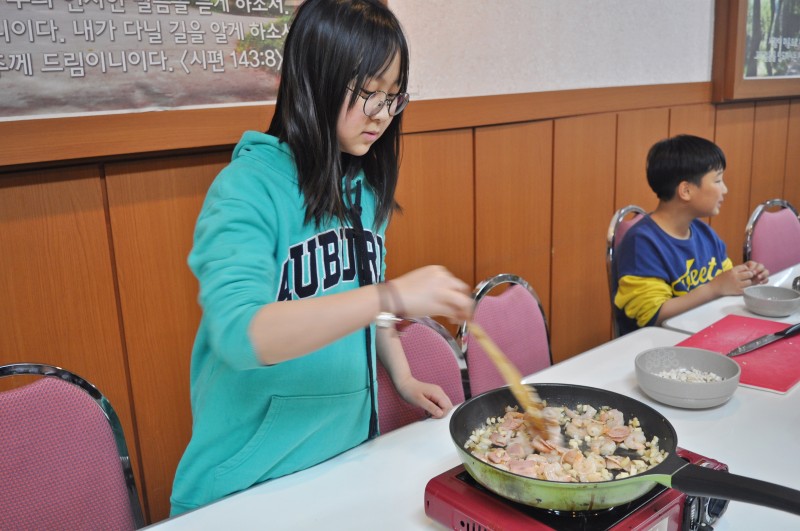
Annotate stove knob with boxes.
[682,495,701,531]
[705,497,729,521]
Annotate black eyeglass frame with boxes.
[347,86,410,117]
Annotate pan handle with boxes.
[672,464,800,516]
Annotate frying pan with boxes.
[450,384,800,514]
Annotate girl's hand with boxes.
[388,265,473,323]
[394,375,453,418]
[744,260,769,285]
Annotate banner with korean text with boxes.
[0,0,301,120]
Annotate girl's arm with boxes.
[375,326,452,418]
[249,283,382,364]
[249,265,473,365]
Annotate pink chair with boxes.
[377,317,465,434]
[458,274,552,398]
[606,205,646,337]
[0,363,145,530]
[743,199,800,274]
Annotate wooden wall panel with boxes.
[0,166,143,511]
[713,103,756,263]
[615,108,669,211]
[387,130,474,288]
[785,100,800,208]
[474,121,553,315]
[749,101,791,211]
[0,82,710,168]
[105,152,228,522]
[551,114,617,362]
[669,103,716,140]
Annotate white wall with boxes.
[388,0,715,100]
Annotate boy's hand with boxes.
[712,264,767,296]
[744,260,769,285]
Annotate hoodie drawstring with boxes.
[348,179,379,440]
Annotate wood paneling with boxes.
[785,100,800,208]
[105,152,228,522]
[474,121,553,315]
[387,130,474,287]
[0,107,271,169]
[750,101,791,211]
[0,166,143,512]
[403,83,710,135]
[669,104,716,140]
[713,102,756,263]
[0,83,710,168]
[615,108,669,211]
[551,113,617,362]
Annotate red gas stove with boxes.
[425,448,729,531]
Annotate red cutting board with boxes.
[677,315,800,394]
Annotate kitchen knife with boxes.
[726,322,800,357]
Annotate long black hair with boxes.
[268,0,409,229]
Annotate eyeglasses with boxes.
[348,87,410,117]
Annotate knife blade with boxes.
[726,322,800,357]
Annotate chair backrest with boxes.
[377,317,465,434]
[606,205,647,337]
[458,274,552,398]
[743,198,800,273]
[0,363,145,530]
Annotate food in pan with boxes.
[464,404,667,482]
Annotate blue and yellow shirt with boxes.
[614,215,732,335]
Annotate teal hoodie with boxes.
[170,132,386,515]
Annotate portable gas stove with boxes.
[425,448,729,531]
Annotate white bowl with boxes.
[743,285,800,317]
[635,347,740,409]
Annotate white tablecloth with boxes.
[145,327,799,530]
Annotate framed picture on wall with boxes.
[712,0,800,102]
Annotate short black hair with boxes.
[646,135,727,201]
[267,0,409,229]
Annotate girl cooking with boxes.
[170,0,473,515]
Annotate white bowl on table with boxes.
[743,285,800,318]
[635,347,740,409]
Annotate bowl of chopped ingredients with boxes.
[635,346,740,409]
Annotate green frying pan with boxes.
[450,384,800,514]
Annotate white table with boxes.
[662,263,800,334]
[145,327,800,530]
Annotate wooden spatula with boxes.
[468,321,560,443]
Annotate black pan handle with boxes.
[672,463,800,516]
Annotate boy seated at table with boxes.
[614,135,769,336]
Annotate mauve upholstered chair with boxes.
[377,317,464,434]
[607,205,647,337]
[0,363,145,530]
[744,198,800,274]
[458,274,552,398]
